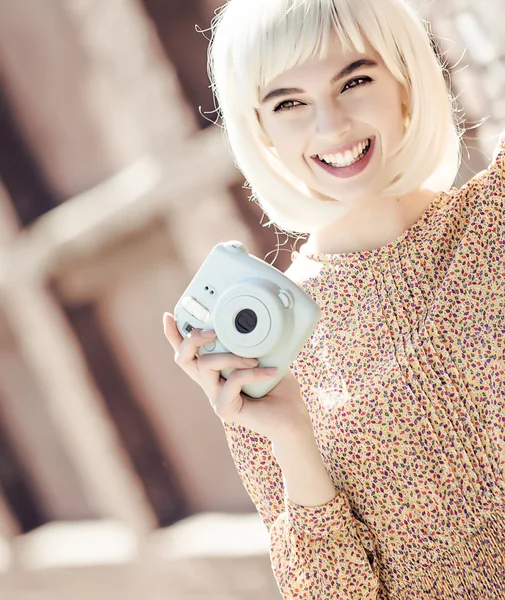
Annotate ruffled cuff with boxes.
[285,492,352,538]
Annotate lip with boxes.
[315,136,372,157]
[312,136,376,179]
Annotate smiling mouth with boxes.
[317,138,373,168]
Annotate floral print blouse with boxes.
[224,135,505,599]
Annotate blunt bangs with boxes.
[252,3,367,105]
[217,0,369,109]
[209,0,463,235]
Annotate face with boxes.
[257,39,409,205]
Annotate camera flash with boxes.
[182,296,211,323]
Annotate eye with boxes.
[341,76,373,93]
[273,99,304,113]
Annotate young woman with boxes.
[164,0,505,597]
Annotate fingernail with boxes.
[266,367,278,375]
[244,358,259,367]
[202,329,216,337]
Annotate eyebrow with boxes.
[260,58,379,105]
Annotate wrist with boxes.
[270,425,322,469]
[270,424,337,508]
[270,416,316,451]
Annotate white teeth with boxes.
[318,138,371,168]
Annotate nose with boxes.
[315,99,351,138]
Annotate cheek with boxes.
[267,123,309,164]
[386,102,408,143]
[357,95,405,147]
[261,110,310,150]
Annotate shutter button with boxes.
[278,290,294,309]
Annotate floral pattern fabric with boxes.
[224,135,505,599]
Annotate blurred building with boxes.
[0,0,502,599]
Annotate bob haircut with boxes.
[209,0,463,235]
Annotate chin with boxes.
[317,187,368,204]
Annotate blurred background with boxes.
[0,1,503,599]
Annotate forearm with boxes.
[225,421,380,599]
[271,424,337,508]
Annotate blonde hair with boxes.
[208,0,463,235]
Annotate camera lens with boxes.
[235,309,258,334]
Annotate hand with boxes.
[163,313,313,442]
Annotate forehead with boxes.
[260,39,382,93]
[245,12,363,98]
[226,0,393,108]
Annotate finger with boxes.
[163,313,215,353]
[198,353,259,373]
[214,367,278,414]
[226,366,278,388]
[163,314,202,382]
[197,355,260,396]
[163,313,184,351]
[173,327,217,369]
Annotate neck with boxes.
[304,189,437,255]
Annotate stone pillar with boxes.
[0,0,195,199]
[0,179,157,533]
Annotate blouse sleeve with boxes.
[222,320,381,599]
[223,422,380,599]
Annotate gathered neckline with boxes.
[295,189,453,265]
